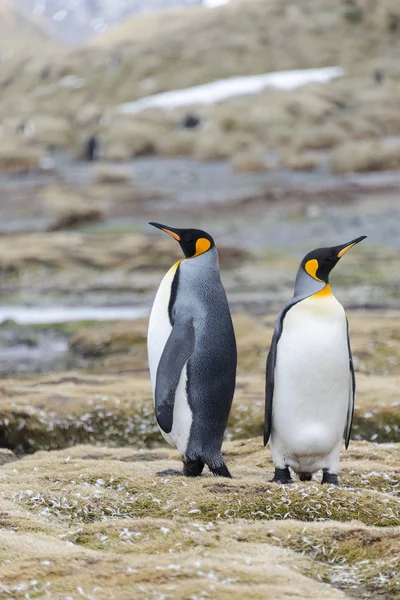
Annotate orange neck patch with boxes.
[194,238,211,257]
[311,284,333,299]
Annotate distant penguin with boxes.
[374,69,384,84]
[84,134,99,161]
[181,114,201,129]
[147,223,237,478]
[40,66,51,81]
[264,236,367,485]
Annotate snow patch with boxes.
[53,10,67,21]
[0,306,148,325]
[120,67,344,115]
[204,0,231,6]
[58,75,86,89]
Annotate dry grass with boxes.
[3,0,400,164]
[0,137,44,173]
[94,164,133,185]
[27,115,73,149]
[0,230,248,306]
[0,440,398,598]
[0,310,399,453]
[41,189,105,231]
[0,232,177,272]
[290,122,348,151]
[94,79,400,165]
[231,145,269,173]
[72,0,400,108]
[331,138,400,173]
[102,118,164,160]
[155,129,197,157]
[281,150,322,171]
[0,232,247,275]
[0,0,58,57]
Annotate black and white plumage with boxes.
[264,236,366,485]
[148,223,237,477]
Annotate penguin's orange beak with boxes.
[149,222,181,241]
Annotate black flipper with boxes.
[155,317,195,434]
[264,281,326,447]
[344,318,355,449]
[264,301,299,446]
[264,327,279,446]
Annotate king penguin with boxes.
[264,236,367,485]
[147,223,237,478]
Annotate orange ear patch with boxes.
[194,238,211,256]
[305,258,323,282]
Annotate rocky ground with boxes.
[0,155,399,599]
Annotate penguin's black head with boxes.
[149,222,215,258]
[300,236,367,283]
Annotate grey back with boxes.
[174,247,237,460]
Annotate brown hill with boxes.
[0,0,59,55]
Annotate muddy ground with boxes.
[0,154,398,599]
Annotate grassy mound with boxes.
[0,310,399,453]
[0,440,398,598]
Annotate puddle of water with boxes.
[0,306,148,325]
[0,335,69,375]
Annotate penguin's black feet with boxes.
[183,458,205,477]
[299,473,312,482]
[272,467,293,484]
[321,470,340,486]
[156,469,183,477]
[209,462,232,478]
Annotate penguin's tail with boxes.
[208,459,232,478]
[210,463,232,478]
[185,451,232,478]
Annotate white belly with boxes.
[271,293,350,472]
[147,262,193,455]
[147,264,176,392]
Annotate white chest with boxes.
[272,293,350,453]
[147,263,178,393]
[147,261,193,455]
[279,293,347,363]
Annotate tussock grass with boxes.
[3,440,400,527]
[28,115,73,150]
[0,440,398,597]
[0,137,44,173]
[94,165,133,185]
[281,150,322,171]
[231,146,269,173]
[42,191,105,231]
[0,310,400,452]
[331,139,400,173]
[0,231,249,306]
[102,119,163,160]
[4,0,400,166]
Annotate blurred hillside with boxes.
[15,0,204,44]
[2,0,400,172]
[0,0,58,54]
